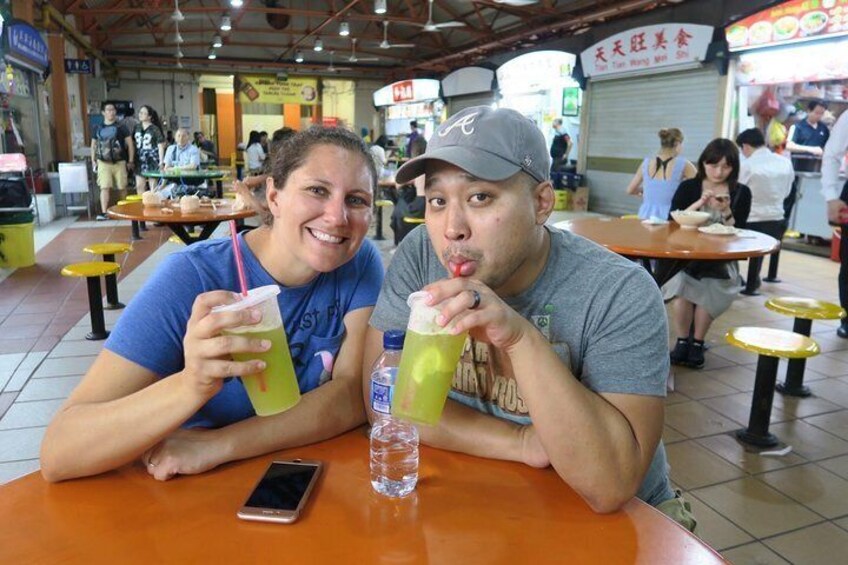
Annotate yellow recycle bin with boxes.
[0,221,36,268]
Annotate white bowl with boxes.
[671,210,711,229]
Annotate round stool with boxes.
[403,216,425,224]
[765,297,845,397]
[374,199,394,241]
[83,243,132,310]
[61,262,121,341]
[726,327,820,447]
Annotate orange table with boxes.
[557,217,779,286]
[108,201,255,245]
[0,431,726,563]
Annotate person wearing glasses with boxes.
[665,139,752,369]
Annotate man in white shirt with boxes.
[736,128,794,294]
[821,111,848,337]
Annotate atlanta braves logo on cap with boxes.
[438,112,478,137]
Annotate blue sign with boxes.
[64,58,93,75]
[7,22,49,71]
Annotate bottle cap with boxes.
[383,330,405,350]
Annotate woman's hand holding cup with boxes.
[180,291,270,401]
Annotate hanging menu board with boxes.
[726,0,848,52]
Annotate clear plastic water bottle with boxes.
[370,330,419,497]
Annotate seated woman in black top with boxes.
[666,138,752,369]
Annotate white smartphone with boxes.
[237,459,323,524]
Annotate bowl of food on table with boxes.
[670,210,711,229]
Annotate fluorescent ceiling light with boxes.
[374,0,387,15]
[230,0,244,7]
[220,16,232,31]
[314,37,323,51]
[175,49,184,58]
[339,21,350,37]
[212,34,223,48]
[208,48,217,60]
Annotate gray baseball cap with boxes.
[395,106,551,185]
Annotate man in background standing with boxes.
[821,111,848,337]
[736,128,794,293]
[550,118,572,172]
[91,102,134,221]
[406,120,420,158]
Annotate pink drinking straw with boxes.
[229,220,267,392]
[229,220,249,297]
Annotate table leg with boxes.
[776,318,813,397]
[169,225,196,245]
[130,221,142,241]
[651,259,687,287]
[764,250,781,283]
[374,203,385,241]
[216,179,223,199]
[740,257,761,296]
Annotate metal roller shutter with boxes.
[584,68,722,216]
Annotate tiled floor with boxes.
[3,211,848,563]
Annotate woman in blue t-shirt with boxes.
[41,127,384,482]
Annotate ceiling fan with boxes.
[326,51,353,73]
[410,0,466,33]
[376,20,415,49]
[348,38,380,63]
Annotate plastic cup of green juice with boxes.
[392,291,468,426]
[213,285,300,416]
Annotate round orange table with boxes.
[557,217,779,285]
[108,201,255,245]
[0,431,726,563]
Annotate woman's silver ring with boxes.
[148,461,156,468]
[469,289,481,310]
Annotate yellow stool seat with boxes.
[765,297,845,321]
[61,261,121,278]
[117,200,131,206]
[375,199,394,207]
[125,194,143,202]
[725,327,819,359]
[83,242,132,256]
[168,235,186,245]
[223,191,237,199]
[403,216,425,224]
[620,214,640,219]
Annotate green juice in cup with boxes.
[214,285,301,416]
[392,292,468,426]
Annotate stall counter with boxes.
[793,172,848,239]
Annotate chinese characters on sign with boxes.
[580,24,713,78]
[7,22,50,71]
[64,59,94,75]
[392,80,414,103]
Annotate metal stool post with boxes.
[736,354,780,447]
[84,276,109,341]
[101,252,124,310]
[776,317,813,397]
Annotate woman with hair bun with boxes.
[626,127,696,219]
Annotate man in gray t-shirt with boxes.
[365,107,679,518]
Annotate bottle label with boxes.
[371,379,392,415]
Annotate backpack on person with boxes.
[95,124,127,163]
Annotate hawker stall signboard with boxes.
[726,0,848,52]
[580,24,713,78]
[237,75,319,105]
[5,21,49,72]
[735,37,848,85]
[373,79,441,107]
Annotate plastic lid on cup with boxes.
[383,330,406,350]
[211,284,280,313]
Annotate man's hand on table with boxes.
[142,428,226,481]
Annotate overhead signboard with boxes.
[726,0,848,52]
[64,58,94,75]
[580,24,713,78]
[735,37,848,85]
[373,79,440,107]
[237,75,319,105]
[5,21,49,72]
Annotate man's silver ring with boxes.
[148,461,156,467]
[469,289,481,310]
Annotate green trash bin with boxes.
[0,211,36,268]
